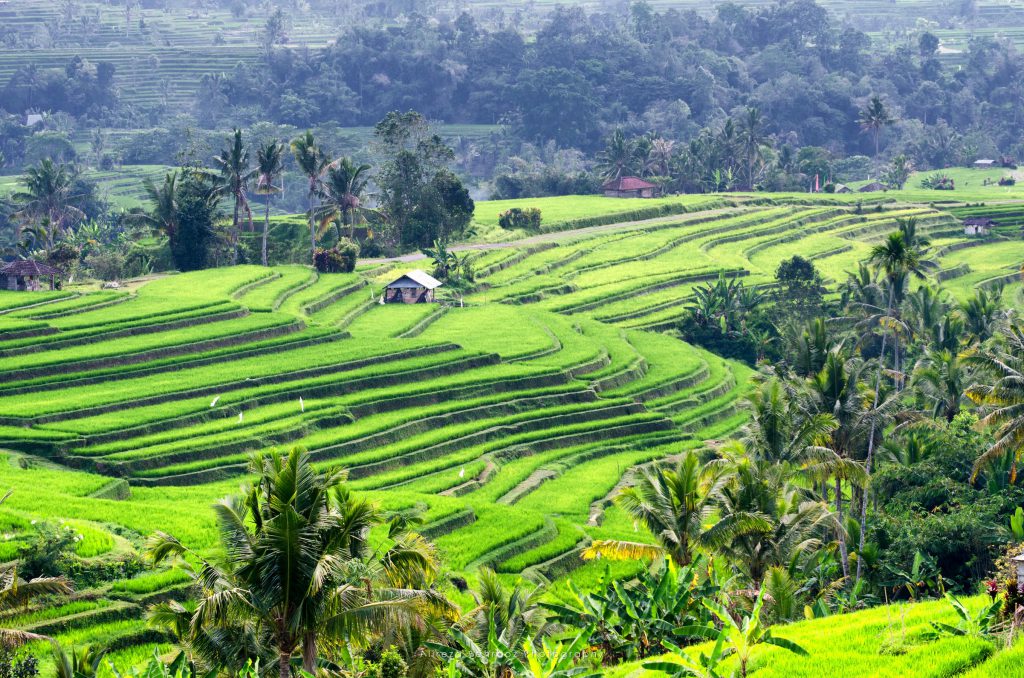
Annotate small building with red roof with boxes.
[601,175,659,198]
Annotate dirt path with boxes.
[359,205,753,265]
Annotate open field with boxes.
[2,191,1024,670]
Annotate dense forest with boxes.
[2,0,1024,185]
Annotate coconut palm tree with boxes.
[210,129,256,265]
[966,321,1024,481]
[646,138,675,177]
[135,171,181,248]
[739,106,765,190]
[315,157,374,244]
[855,228,930,580]
[858,95,893,157]
[12,158,84,251]
[596,129,635,180]
[291,131,330,263]
[582,452,769,567]
[255,141,286,266]
[960,287,1004,346]
[912,348,970,422]
[147,447,449,678]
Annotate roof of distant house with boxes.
[858,181,887,192]
[0,259,64,277]
[601,176,658,191]
[974,158,996,164]
[387,269,443,289]
[964,217,997,227]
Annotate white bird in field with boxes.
[458,467,465,479]
[299,397,305,412]
[210,396,220,407]
[238,411,244,423]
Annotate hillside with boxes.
[1,194,1022,668]
[607,595,1020,678]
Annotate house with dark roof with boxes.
[858,181,888,193]
[601,176,659,198]
[0,260,65,291]
[963,217,997,236]
[384,269,442,304]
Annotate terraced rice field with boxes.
[1,195,1023,668]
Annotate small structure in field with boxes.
[833,184,852,194]
[0,260,65,291]
[963,217,996,236]
[601,176,659,198]
[1013,553,1024,583]
[858,181,887,193]
[974,158,997,169]
[383,269,442,304]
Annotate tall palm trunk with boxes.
[307,187,316,264]
[279,651,291,678]
[835,476,849,580]
[302,632,316,674]
[262,195,271,266]
[857,283,895,582]
[231,199,240,265]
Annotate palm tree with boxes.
[966,321,1024,481]
[856,228,930,580]
[739,107,765,190]
[646,138,675,177]
[596,129,635,180]
[858,95,893,157]
[582,452,769,567]
[291,131,330,263]
[960,287,1004,345]
[315,157,374,243]
[912,348,969,422]
[12,158,84,251]
[135,171,181,249]
[210,129,256,265]
[148,448,449,678]
[255,141,286,266]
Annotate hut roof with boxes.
[974,159,996,165]
[834,184,852,193]
[386,269,443,290]
[0,260,64,277]
[601,176,657,191]
[858,181,887,193]
[964,217,997,227]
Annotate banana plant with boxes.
[673,589,808,678]
[1010,506,1024,541]
[929,593,1002,639]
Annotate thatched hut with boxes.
[0,260,65,291]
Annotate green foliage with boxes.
[542,557,719,663]
[312,240,359,273]
[499,208,543,231]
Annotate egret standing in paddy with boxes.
[299,396,305,412]
[210,395,220,407]
[459,467,465,479]
[238,411,244,423]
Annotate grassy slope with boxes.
[1,188,1023,671]
[608,596,1008,678]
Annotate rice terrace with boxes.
[7,0,1024,676]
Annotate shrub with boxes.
[999,176,1016,186]
[313,239,359,273]
[85,251,126,281]
[920,173,955,190]
[16,521,78,579]
[498,207,542,230]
